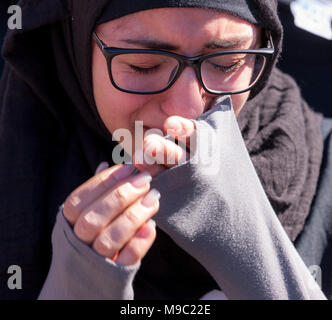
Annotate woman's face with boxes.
[92,8,261,149]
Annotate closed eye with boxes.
[129,64,161,74]
[207,61,242,73]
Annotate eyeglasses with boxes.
[93,31,274,95]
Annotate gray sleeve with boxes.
[151,95,327,300]
[38,206,140,300]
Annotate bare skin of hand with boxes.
[134,116,196,177]
[63,116,196,266]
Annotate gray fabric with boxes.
[150,95,326,300]
[38,96,326,299]
[237,69,323,243]
[295,118,332,299]
[96,0,263,26]
[38,206,140,300]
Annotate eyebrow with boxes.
[119,35,253,51]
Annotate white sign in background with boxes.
[290,0,332,40]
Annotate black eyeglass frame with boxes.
[93,31,275,95]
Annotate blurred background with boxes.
[1,0,332,117]
[277,0,332,117]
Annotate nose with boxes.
[159,66,210,119]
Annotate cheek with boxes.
[231,92,250,116]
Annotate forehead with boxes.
[96,7,260,47]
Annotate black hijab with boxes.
[0,0,323,299]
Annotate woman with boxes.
[1,1,331,300]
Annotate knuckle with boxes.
[74,215,97,241]
[93,237,112,257]
[124,207,141,226]
[112,186,129,208]
[63,193,81,222]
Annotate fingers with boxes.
[92,189,160,260]
[133,150,166,177]
[73,171,153,244]
[63,160,160,267]
[164,116,196,148]
[116,220,157,266]
[95,161,109,174]
[63,164,136,225]
[143,134,188,168]
[133,116,195,171]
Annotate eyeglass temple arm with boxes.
[92,32,106,51]
[265,30,274,49]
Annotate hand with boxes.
[63,163,160,266]
[134,116,196,177]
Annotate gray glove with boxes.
[38,206,140,300]
[151,95,326,300]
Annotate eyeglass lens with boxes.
[110,52,266,93]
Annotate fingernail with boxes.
[131,171,152,188]
[95,161,109,175]
[149,218,156,229]
[113,164,135,181]
[144,138,162,153]
[141,189,161,207]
